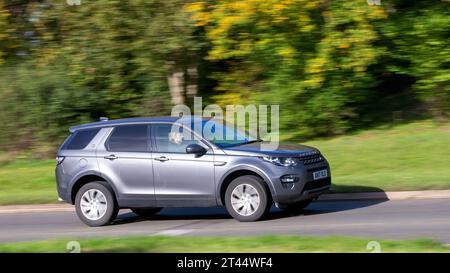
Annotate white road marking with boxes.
[320,190,450,201]
[0,207,73,214]
[154,229,193,236]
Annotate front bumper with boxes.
[269,163,331,204]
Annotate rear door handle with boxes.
[104,154,118,160]
[154,156,169,162]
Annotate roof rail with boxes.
[99,117,109,122]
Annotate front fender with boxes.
[215,164,276,205]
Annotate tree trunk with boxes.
[167,64,198,105]
[186,66,198,98]
[167,66,185,106]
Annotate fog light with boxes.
[280,175,299,183]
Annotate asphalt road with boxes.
[1,198,450,243]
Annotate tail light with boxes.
[56,156,65,165]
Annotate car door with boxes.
[97,124,156,206]
[150,123,216,207]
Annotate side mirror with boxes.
[186,143,207,157]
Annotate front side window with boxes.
[62,128,100,150]
[152,124,204,153]
[107,125,149,152]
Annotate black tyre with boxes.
[224,175,271,222]
[279,199,313,214]
[75,181,119,227]
[131,207,163,218]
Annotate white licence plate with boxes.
[313,169,328,180]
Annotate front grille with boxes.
[303,177,331,192]
[297,152,325,165]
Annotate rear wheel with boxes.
[279,199,313,213]
[131,207,162,218]
[75,181,118,227]
[225,175,271,222]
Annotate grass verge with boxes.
[0,159,56,205]
[305,120,450,192]
[0,235,448,253]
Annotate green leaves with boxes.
[0,0,16,64]
[187,0,387,137]
[0,0,203,149]
[383,1,450,120]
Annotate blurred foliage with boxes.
[0,0,448,151]
[0,0,206,150]
[0,0,15,64]
[382,1,450,120]
[186,0,448,138]
[30,0,204,117]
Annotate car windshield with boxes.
[190,120,260,148]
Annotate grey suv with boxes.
[56,117,331,226]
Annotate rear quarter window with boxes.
[106,125,149,152]
[61,128,100,150]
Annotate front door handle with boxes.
[104,154,118,160]
[154,156,169,162]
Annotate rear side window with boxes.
[106,125,149,152]
[62,128,100,150]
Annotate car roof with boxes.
[69,116,208,133]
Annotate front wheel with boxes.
[225,175,271,222]
[75,181,119,227]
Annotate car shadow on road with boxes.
[269,199,388,220]
[112,207,233,225]
[329,184,387,194]
[112,186,388,225]
[275,185,389,219]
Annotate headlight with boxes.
[262,156,298,167]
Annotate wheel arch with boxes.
[69,171,118,204]
[217,166,275,206]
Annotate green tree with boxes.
[30,0,204,118]
[383,0,450,120]
[187,0,386,137]
[0,0,15,64]
[0,0,206,150]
